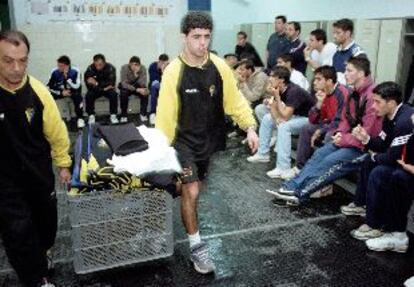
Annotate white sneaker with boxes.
[405,276,414,287]
[39,278,55,287]
[227,131,238,138]
[77,118,85,129]
[265,188,294,196]
[350,224,383,241]
[341,202,366,216]
[365,232,409,253]
[149,113,156,125]
[110,114,119,124]
[247,153,270,163]
[266,167,287,178]
[269,136,277,147]
[120,116,128,123]
[88,114,95,125]
[280,168,297,180]
[310,185,334,198]
[140,114,148,122]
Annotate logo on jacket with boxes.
[185,88,199,94]
[209,85,216,97]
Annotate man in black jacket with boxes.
[235,31,264,67]
[342,82,414,252]
[84,54,118,124]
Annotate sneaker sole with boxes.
[266,173,283,179]
[247,159,270,163]
[266,189,294,196]
[350,231,383,241]
[341,209,366,217]
[192,262,215,274]
[366,244,408,253]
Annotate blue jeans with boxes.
[150,80,160,114]
[283,143,367,201]
[254,104,269,123]
[257,113,308,170]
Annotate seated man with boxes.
[148,54,169,125]
[277,53,309,90]
[254,53,309,123]
[84,54,118,124]
[269,57,382,205]
[247,66,315,179]
[339,82,414,252]
[294,65,348,176]
[235,31,264,67]
[47,55,84,128]
[119,56,149,123]
[224,53,238,69]
[236,59,268,107]
[304,28,337,70]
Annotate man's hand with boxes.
[352,124,369,144]
[246,128,259,154]
[58,167,71,185]
[62,89,71,97]
[315,90,326,109]
[87,77,98,86]
[136,87,149,96]
[103,85,114,91]
[332,132,342,146]
[303,46,312,60]
[311,129,322,148]
[397,159,414,175]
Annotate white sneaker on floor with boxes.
[341,202,366,217]
[77,118,85,129]
[149,113,156,125]
[310,185,334,198]
[365,232,409,253]
[266,167,288,178]
[110,114,119,124]
[350,224,383,241]
[266,188,294,196]
[280,168,297,180]
[247,153,270,163]
[268,189,300,206]
[405,276,414,287]
[269,136,277,147]
[88,114,95,125]
[120,116,128,123]
[140,114,148,122]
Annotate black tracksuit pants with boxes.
[0,176,57,287]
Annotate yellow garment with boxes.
[29,76,72,168]
[155,53,256,145]
[80,159,88,183]
[87,154,100,172]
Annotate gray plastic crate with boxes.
[68,189,173,274]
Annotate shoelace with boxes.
[194,246,211,263]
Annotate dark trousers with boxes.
[149,81,160,114]
[296,123,320,169]
[355,159,414,231]
[85,89,118,115]
[120,89,148,117]
[71,91,84,118]
[0,182,57,286]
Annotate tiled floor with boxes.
[0,125,413,286]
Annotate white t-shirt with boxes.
[290,69,310,91]
[310,42,337,67]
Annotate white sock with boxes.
[188,231,201,248]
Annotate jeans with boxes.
[254,104,269,123]
[283,143,367,201]
[257,113,308,170]
[150,80,160,114]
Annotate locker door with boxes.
[354,19,381,78]
[376,19,403,83]
[251,23,272,65]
